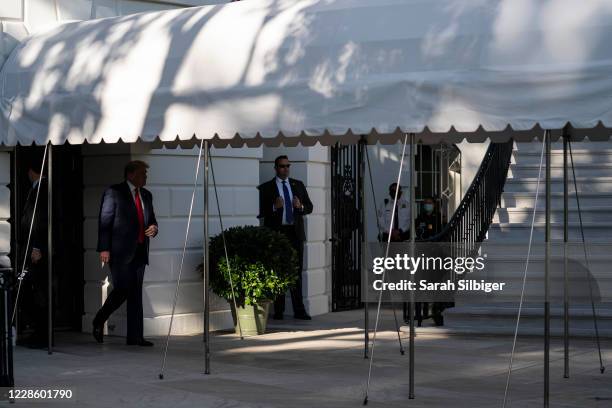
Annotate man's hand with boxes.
[31,248,42,264]
[100,251,110,264]
[292,196,302,209]
[274,196,284,209]
[145,225,158,237]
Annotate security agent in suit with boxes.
[377,183,411,242]
[18,157,49,348]
[257,155,313,320]
[92,161,158,346]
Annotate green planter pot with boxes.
[230,301,271,336]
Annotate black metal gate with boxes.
[330,143,364,311]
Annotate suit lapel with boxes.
[142,190,150,226]
[121,182,138,217]
[289,179,300,199]
[270,178,280,198]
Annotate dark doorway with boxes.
[11,145,84,340]
[330,143,364,311]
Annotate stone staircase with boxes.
[444,141,612,337]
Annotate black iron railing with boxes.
[424,139,514,247]
[0,267,14,387]
[330,143,364,311]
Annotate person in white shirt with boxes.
[378,183,411,242]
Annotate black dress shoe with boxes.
[92,323,104,343]
[294,312,311,320]
[127,338,154,347]
[433,315,444,327]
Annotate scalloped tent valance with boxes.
[1,0,612,147]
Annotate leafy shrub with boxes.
[199,226,298,307]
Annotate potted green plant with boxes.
[201,226,298,336]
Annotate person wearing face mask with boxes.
[377,183,411,242]
[415,197,442,240]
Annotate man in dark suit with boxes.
[258,155,313,320]
[92,160,158,346]
[18,156,48,348]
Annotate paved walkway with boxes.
[4,310,612,407]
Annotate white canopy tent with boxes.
[1,0,610,404]
[1,0,612,147]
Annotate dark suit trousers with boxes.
[94,244,146,341]
[274,226,306,316]
[22,259,49,341]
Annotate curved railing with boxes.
[423,139,514,247]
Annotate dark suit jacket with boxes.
[97,182,157,265]
[20,179,48,256]
[257,177,313,242]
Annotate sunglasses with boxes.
[277,164,291,169]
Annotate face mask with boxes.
[424,203,434,213]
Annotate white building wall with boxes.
[82,143,261,336]
[456,140,490,197]
[260,146,332,316]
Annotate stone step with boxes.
[487,222,612,242]
[448,278,612,303]
[417,304,612,338]
[512,149,612,166]
[504,177,612,193]
[500,192,612,208]
[480,243,612,259]
[456,143,612,337]
[508,163,612,178]
[493,207,612,224]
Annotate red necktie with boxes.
[134,188,145,243]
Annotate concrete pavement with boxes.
[4,309,612,407]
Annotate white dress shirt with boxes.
[275,176,294,225]
[126,180,148,222]
[378,196,411,234]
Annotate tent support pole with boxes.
[363,133,409,405]
[409,133,415,400]
[12,147,19,335]
[208,152,243,339]
[158,139,205,380]
[203,141,211,375]
[47,144,53,355]
[360,139,369,359]
[363,143,404,356]
[544,130,551,407]
[568,139,605,374]
[563,130,569,379]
